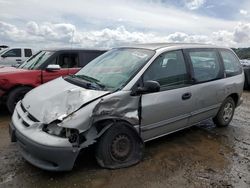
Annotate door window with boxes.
[24,49,32,57]
[56,53,78,68]
[187,50,221,83]
[48,53,79,68]
[220,50,242,77]
[143,50,189,89]
[3,49,21,57]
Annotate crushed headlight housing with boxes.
[43,122,66,138]
[43,121,83,147]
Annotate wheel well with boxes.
[1,85,33,102]
[6,85,33,96]
[228,93,239,105]
[93,119,140,138]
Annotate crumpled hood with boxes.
[22,77,109,124]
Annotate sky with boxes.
[1,0,250,49]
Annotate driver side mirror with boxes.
[136,80,160,95]
[46,64,61,71]
[1,54,7,58]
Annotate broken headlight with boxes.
[43,122,81,145]
[43,122,66,138]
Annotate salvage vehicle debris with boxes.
[0,47,35,67]
[9,43,244,171]
[0,48,106,113]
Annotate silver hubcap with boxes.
[223,102,233,122]
[111,134,131,161]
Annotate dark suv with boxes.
[240,59,250,89]
[0,48,106,113]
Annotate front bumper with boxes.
[10,121,79,171]
[10,103,80,171]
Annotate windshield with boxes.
[0,48,9,55]
[19,51,54,69]
[72,48,155,91]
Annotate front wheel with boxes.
[95,122,144,169]
[6,86,32,113]
[213,97,235,127]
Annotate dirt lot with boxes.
[0,92,249,188]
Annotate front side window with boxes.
[220,50,242,77]
[187,49,221,83]
[143,50,189,89]
[71,48,155,91]
[3,49,21,57]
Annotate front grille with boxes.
[27,114,39,122]
[17,103,40,128]
[20,103,39,122]
[22,120,30,127]
[20,103,26,113]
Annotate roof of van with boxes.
[118,43,225,50]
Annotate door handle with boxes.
[182,92,192,100]
[16,59,22,61]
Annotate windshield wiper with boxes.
[75,75,106,88]
[69,75,106,90]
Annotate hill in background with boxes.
[232,48,250,60]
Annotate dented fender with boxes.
[59,91,141,147]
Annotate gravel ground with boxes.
[0,92,249,188]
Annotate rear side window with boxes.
[80,51,105,67]
[25,49,32,57]
[55,53,79,68]
[187,49,221,83]
[220,50,242,77]
[3,49,21,57]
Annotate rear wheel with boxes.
[95,122,144,169]
[6,86,32,113]
[213,97,235,127]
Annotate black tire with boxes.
[6,86,32,113]
[95,122,144,169]
[244,78,249,90]
[213,97,235,127]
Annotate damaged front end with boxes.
[11,89,141,171]
[57,90,141,150]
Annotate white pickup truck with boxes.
[0,47,35,67]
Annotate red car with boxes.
[0,48,106,113]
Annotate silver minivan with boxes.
[9,43,244,171]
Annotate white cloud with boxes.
[212,30,235,46]
[233,23,250,43]
[0,21,27,42]
[0,0,237,35]
[1,21,250,48]
[184,0,206,10]
[240,9,248,15]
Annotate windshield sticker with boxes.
[131,51,148,59]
